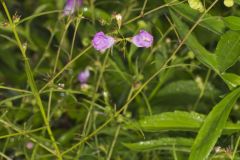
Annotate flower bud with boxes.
[64,0,83,16]
[188,0,205,12]
[115,14,122,29]
[224,0,234,7]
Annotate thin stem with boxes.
[140,0,148,15]
[1,1,62,159]
[53,19,72,73]
[0,152,11,160]
[0,85,31,93]
[61,63,193,156]
[77,50,110,157]
[106,87,134,160]
[0,119,54,155]
[124,0,184,25]
[149,0,219,100]
[193,69,211,110]
[0,127,46,140]
[47,18,71,120]
[232,134,240,160]
[69,15,82,60]
[106,126,121,160]
[90,0,95,23]
[34,22,58,72]
[141,92,152,115]
[39,45,92,93]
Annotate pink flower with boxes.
[92,32,115,53]
[132,30,153,48]
[26,142,34,150]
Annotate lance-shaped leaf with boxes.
[127,111,240,134]
[221,72,240,89]
[124,137,193,152]
[189,87,240,160]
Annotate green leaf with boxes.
[156,80,220,105]
[221,73,240,88]
[170,11,218,71]
[189,87,240,160]
[124,137,193,152]
[58,126,81,145]
[132,111,204,132]
[234,0,240,5]
[224,16,240,30]
[171,3,225,34]
[215,31,240,72]
[128,111,240,133]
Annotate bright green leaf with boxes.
[189,87,240,160]
[224,16,240,30]
[216,31,240,72]
[124,137,193,152]
[221,72,240,88]
[128,111,240,133]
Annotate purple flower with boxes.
[92,32,115,53]
[64,0,82,15]
[132,30,153,48]
[78,69,90,84]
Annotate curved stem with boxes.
[1,1,62,159]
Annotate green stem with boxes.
[76,50,110,157]
[1,1,62,159]
[232,134,240,160]
[106,87,134,160]
[61,63,198,156]
[69,15,82,60]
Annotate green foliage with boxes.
[169,11,218,71]
[128,111,240,133]
[124,137,194,152]
[224,16,240,30]
[1,0,240,160]
[215,31,240,72]
[189,87,240,160]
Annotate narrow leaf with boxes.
[128,111,240,133]
[189,87,240,160]
[124,137,193,152]
[221,73,240,89]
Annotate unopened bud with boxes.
[115,14,122,29]
[188,0,205,12]
[224,0,234,7]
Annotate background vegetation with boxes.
[1,0,240,159]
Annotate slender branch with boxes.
[0,1,62,159]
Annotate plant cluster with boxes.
[1,0,240,160]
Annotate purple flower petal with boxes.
[78,69,90,84]
[64,0,82,16]
[132,30,153,48]
[92,32,115,53]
